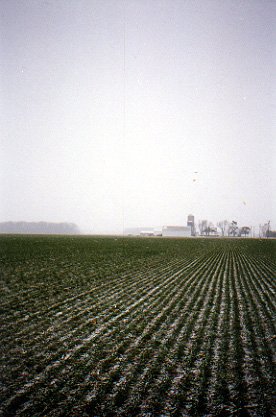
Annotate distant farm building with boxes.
[140,230,155,237]
[162,226,192,237]
[124,227,155,236]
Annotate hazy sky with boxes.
[1,0,275,233]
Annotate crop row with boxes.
[0,236,275,416]
[1,252,208,414]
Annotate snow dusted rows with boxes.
[0,236,275,416]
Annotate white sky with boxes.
[1,0,275,234]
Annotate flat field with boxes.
[0,236,275,417]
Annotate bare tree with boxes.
[198,221,217,236]
[205,222,217,235]
[198,220,208,236]
[259,221,270,238]
[239,226,251,237]
[211,225,218,235]
[228,220,239,236]
[217,220,229,236]
[204,224,211,236]
[267,220,271,238]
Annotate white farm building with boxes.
[162,225,192,237]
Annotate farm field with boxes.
[0,235,275,417]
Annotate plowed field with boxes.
[0,236,275,416]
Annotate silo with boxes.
[187,214,195,235]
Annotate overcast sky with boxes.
[1,0,275,234]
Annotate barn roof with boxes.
[163,226,191,231]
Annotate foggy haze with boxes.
[1,0,275,234]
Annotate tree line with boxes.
[197,219,272,237]
[0,222,80,235]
